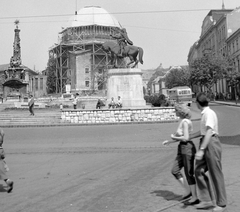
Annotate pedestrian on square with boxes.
[28,95,35,116]
[162,104,198,205]
[190,92,227,211]
[72,95,77,109]
[96,99,105,109]
[0,128,14,193]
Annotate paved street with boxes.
[0,103,239,212]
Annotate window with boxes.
[85,81,89,87]
[85,67,89,74]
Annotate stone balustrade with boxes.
[61,107,178,124]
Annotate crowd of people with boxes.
[163,92,227,212]
[204,90,239,102]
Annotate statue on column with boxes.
[9,20,22,68]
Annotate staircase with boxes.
[0,105,62,127]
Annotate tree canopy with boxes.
[190,55,228,92]
[165,66,190,89]
[46,57,56,94]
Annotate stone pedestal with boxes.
[107,68,146,108]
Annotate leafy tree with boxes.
[224,59,240,87]
[190,55,228,93]
[144,93,169,107]
[224,58,240,99]
[46,57,56,94]
[165,66,190,89]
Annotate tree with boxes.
[165,66,190,89]
[224,58,240,100]
[190,55,228,93]
[46,57,57,94]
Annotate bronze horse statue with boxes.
[102,41,143,68]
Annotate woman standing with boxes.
[163,104,198,205]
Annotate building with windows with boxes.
[188,6,240,96]
[30,74,47,97]
[226,27,240,98]
[49,6,123,95]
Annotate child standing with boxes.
[0,128,14,193]
[162,104,198,205]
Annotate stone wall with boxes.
[61,107,178,124]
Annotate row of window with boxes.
[201,25,227,57]
[217,25,226,44]
[228,36,240,54]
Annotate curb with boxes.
[214,101,240,107]
[0,117,202,128]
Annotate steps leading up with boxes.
[0,109,62,127]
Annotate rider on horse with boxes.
[110,28,133,57]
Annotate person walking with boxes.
[190,92,227,211]
[162,104,198,205]
[28,95,35,116]
[0,129,14,193]
[72,96,77,109]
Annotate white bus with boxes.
[167,86,193,107]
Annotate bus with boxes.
[167,86,193,107]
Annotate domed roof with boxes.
[70,6,122,28]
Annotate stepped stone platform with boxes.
[0,107,62,128]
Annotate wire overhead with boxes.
[0,8,210,20]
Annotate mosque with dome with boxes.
[49,6,124,95]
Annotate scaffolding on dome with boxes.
[49,25,119,95]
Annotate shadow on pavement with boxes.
[151,189,182,201]
[220,134,240,146]
[0,184,7,193]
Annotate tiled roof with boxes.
[0,64,38,75]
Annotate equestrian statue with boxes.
[102,28,143,68]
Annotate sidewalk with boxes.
[214,100,240,107]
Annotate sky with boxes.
[0,0,240,72]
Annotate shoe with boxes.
[184,199,200,205]
[212,206,227,211]
[7,181,14,193]
[180,193,192,201]
[195,201,213,209]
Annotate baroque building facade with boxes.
[188,7,240,98]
